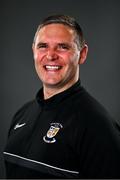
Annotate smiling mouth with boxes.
[44,65,62,71]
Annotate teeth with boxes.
[45,65,61,70]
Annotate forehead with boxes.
[35,23,76,42]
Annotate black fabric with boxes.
[3,80,120,178]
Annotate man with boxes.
[3,14,120,178]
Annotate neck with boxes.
[43,78,79,100]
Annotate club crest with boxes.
[43,123,63,143]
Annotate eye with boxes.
[58,43,70,50]
[37,43,48,49]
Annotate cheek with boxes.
[33,51,43,62]
[64,53,79,67]
[60,53,72,64]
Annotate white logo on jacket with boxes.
[14,123,26,130]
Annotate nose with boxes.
[46,49,58,61]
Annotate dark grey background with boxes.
[1,0,120,178]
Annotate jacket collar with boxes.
[36,80,81,110]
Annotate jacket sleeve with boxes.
[76,111,120,178]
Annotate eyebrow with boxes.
[36,42,48,47]
[57,42,71,47]
[36,42,72,49]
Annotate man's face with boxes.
[32,23,81,89]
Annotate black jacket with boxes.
[3,80,120,178]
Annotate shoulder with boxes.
[74,86,109,116]
[8,99,39,136]
[73,87,120,153]
[73,86,119,131]
[13,100,38,120]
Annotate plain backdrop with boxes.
[1,0,120,178]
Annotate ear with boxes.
[79,44,88,64]
[32,43,35,53]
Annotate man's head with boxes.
[33,14,85,50]
[32,15,88,96]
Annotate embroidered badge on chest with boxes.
[43,123,63,143]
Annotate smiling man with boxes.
[33,22,87,99]
[3,14,120,179]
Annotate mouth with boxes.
[44,65,62,71]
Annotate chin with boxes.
[44,80,63,88]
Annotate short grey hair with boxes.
[33,14,85,50]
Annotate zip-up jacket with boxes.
[3,80,120,178]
